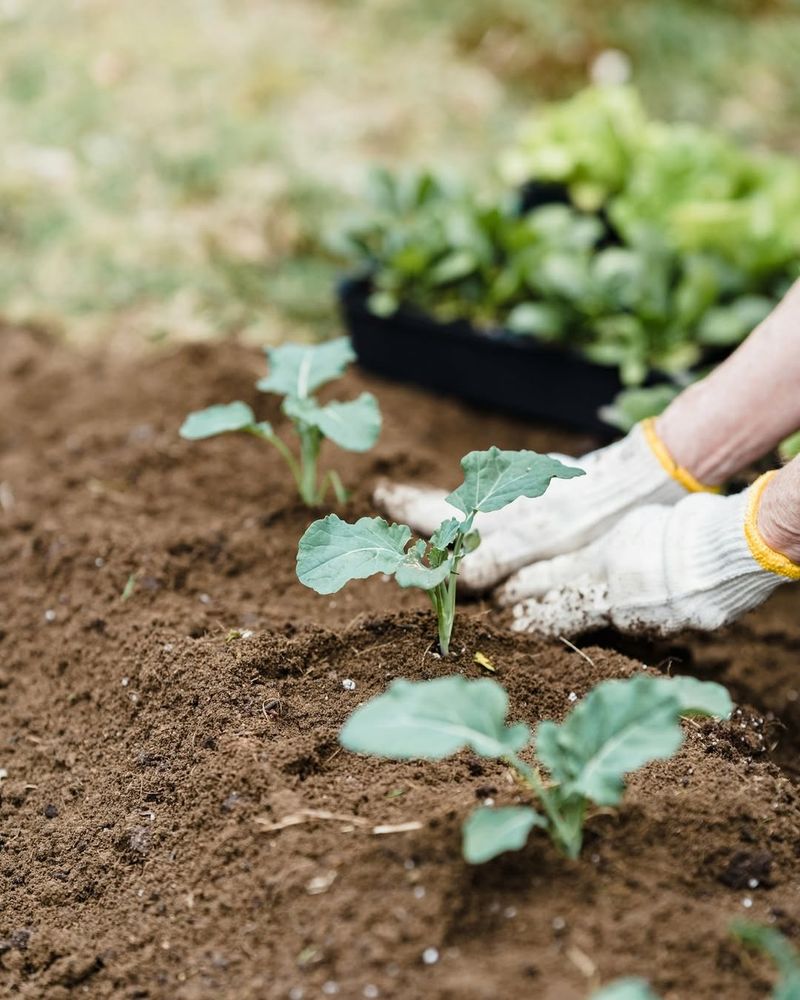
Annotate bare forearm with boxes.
[656,280,800,485]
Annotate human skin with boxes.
[656,278,800,561]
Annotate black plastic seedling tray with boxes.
[339,277,627,435]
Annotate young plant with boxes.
[296,447,583,655]
[180,337,380,507]
[339,672,732,861]
[731,922,800,999]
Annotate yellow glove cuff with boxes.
[744,471,800,581]
[641,418,721,495]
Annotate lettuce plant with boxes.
[296,447,583,655]
[180,337,380,507]
[340,672,732,861]
[335,86,800,396]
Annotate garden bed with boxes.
[2,325,800,1000]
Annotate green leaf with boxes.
[430,517,461,549]
[283,392,381,452]
[297,515,411,594]
[731,922,800,999]
[257,337,355,399]
[599,385,680,433]
[429,249,478,285]
[535,675,687,807]
[462,806,546,864]
[180,401,258,440]
[340,676,531,760]
[446,447,584,515]
[506,301,565,339]
[368,291,399,317]
[657,675,733,719]
[395,557,453,590]
[462,530,481,554]
[697,296,773,347]
[779,430,800,463]
[590,978,661,1000]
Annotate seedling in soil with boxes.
[180,338,380,507]
[339,672,732,861]
[732,922,800,999]
[296,447,583,655]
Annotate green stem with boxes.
[297,425,322,506]
[505,753,581,858]
[248,425,304,496]
[320,469,348,505]
[435,533,464,657]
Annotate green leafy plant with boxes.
[339,672,732,861]
[296,447,583,655]
[732,922,800,999]
[335,87,800,394]
[180,337,380,507]
[589,979,660,1000]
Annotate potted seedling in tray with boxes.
[296,446,584,655]
[180,337,380,507]
[339,672,732,862]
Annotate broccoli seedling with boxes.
[732,922,800,999]
[296,447,583,656]
[180,338,380,507]
[339,672,732,861]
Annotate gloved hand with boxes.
[374,419,716,592]
[499,472,800,637]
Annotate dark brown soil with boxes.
[2,325,799,1000]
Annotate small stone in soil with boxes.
[44,609,56,622]
[43,804,58,819]
[342,678,356,691]
[363,986,379,998]
[322,982,339,995]
[552,916,566,931]
[742,897,753,908]
[422,947,439,965]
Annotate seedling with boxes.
[180,337,380,507]
[339,672,732,861]
[732,922,800,999]
[296,447,583,655]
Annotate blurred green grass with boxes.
[1,0,798,347]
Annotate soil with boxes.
[2,324,800,1000]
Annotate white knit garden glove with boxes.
[499,472,800,637]
[374,419,715,592]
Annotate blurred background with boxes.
[2,0,799,349]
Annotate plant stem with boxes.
[249,426,306,500]
[321,469,348,505]
[505,753,581,858]
[433,532,464,657]
[298,426,322,506]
